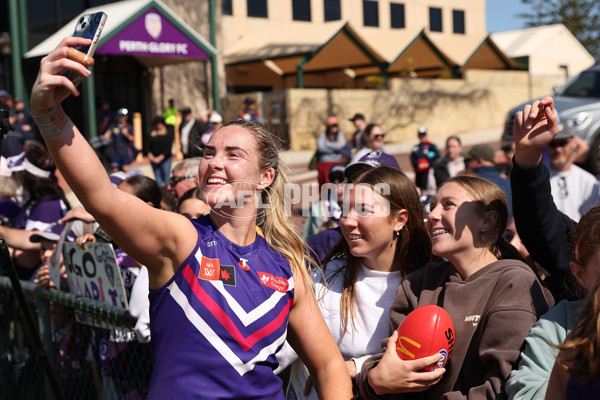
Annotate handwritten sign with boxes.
[63,242,129,310]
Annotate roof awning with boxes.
[387,30,457,77]
[460,36,519,72]
[25,0,217,67]
[225,22,388,89]
[428,33,519,73]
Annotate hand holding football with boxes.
[395,305,455,372]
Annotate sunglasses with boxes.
[169,175,187,186]
[549,139,569,149]
[374,134,385,140]
[328,124,339,128]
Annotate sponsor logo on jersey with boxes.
[220,265,236,286]
[256,271,289,293]
[198,257,236,286]
[238,258,250,271]
[199,256,221,281]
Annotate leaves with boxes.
[519,0,600,60]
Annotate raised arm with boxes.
[29,37,197,287]
[0,225,40,251]
[510,96,576,284]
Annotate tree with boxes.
[519,0,600,60]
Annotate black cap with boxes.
[181,107,192,114]
[349,113,365,122]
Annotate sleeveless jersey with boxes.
[148,215,294,399]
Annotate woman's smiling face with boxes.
[200,126,271,214]
[340,183,403,269]
[426,182,485,260]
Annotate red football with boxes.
[395,304,455,372]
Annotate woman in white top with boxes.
[278,166,432,398]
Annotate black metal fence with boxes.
[0,276,152,400]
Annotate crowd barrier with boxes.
[0,276,152,400]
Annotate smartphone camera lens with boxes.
[82,22,87,29]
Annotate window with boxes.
[222,0,233,15]
[293,0,311,21]
[429,7,442,32]
[363,0,379,27]
[390,3,405,29]
[453,9,465,34]
[324,0,341,21]
[247,0,268,18]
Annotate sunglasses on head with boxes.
[549,139,569,149]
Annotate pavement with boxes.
[280,126,502,185]
[63,126,503,206]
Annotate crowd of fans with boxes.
[2,70,600,400]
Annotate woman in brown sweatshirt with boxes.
[359,175,554,399]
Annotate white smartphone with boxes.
[64,12,107,84]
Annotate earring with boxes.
[396,226,403,236]
[479,227,488,243]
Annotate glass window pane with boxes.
[429,7,442,32]
[363,0,379,27]
[324,0,341,21]
[222,0,233,15]
[390,3,405,29]
[247,0,268,18]
[293,0,311,21]
[453,9,465,34]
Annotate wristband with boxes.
[32,105,74,138]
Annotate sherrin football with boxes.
[395,304,455,372]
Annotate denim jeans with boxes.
[151,158,172,187]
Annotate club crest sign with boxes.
[145,13,162,39]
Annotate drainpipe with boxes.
[84,70,97,138]
[8,0,26,102]
[296,58,307,88]
[209,0,220,112]
[18,0,28,58]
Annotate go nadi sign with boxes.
[64,242,128,310]
[98,7,211,59]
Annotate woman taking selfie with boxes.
[29,37,352,399]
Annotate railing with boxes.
[0,276,152,400]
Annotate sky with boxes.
[486,0,530,33]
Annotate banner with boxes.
[63,242,128,310]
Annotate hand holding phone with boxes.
[63,12,107,84]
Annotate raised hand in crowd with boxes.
[513,96,558,168]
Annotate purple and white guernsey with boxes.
[148,215,294,399]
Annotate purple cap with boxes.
[29,222,76,243]
[354,151,400,169]
[6,152,52,179]
[109,168,144,187]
